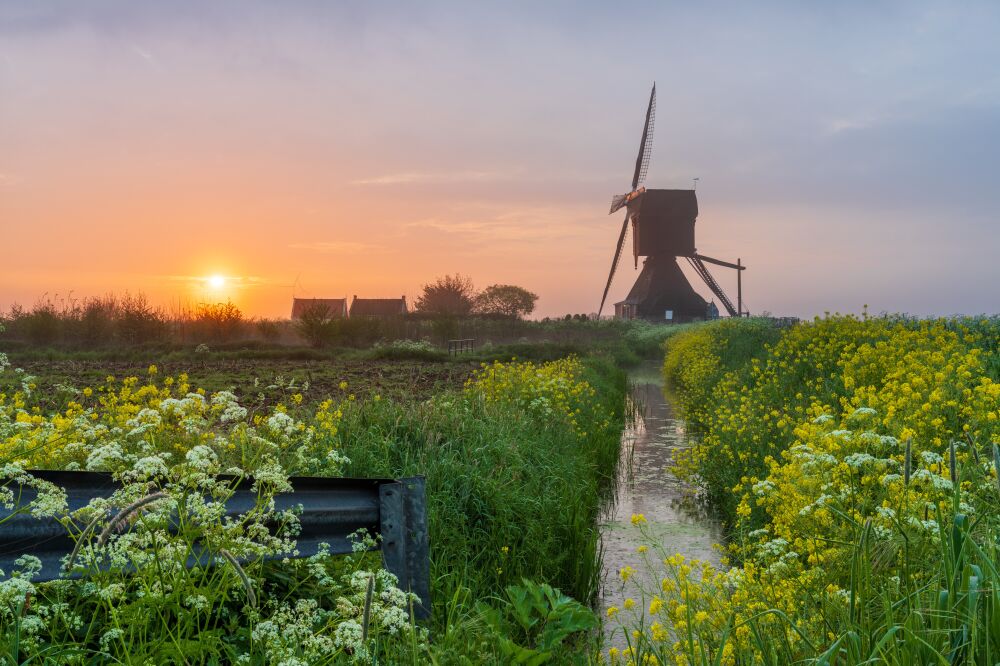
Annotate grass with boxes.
[340,356,625,608]
[1,348,628,663]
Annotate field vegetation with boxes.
[607,314,1000,664]
[0,313,663,663]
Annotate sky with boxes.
[1,1,998,319]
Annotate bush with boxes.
[367,339,446,361]
[294,302,339,347]
[193,301,245,343]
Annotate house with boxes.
[290,298,347,320]
[349,295,408,318]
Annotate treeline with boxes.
[0,294,282,348]
[0,292,676,355]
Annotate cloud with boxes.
[349,170,509,186]
[161,275,269,289]
[405,205,593,244]
[288,241,381,253]
[823,114,883,135]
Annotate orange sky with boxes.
[2,3,998,319]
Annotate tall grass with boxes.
[340,356,626,613]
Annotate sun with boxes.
[207,275,226,289]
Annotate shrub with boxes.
[294,302,338,347]
[193,301,245,343]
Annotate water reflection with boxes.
[600,363,723,648]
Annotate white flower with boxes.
[252,460,292,493]
[185,445,218,470]
[212,391,248,423]
[266,412,298,437]
[131,456,169,480]
[849,407,878,419]
[100,628,123,651]
[126,408,162,438]
[333,619,364,651]
[844,453,876,469]
[86,442,126,471]
[185,595,209,611]
[920,451,943,465]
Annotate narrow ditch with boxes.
[599,362,724,649]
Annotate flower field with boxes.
[608,315,1000,664]
[1,353,625,664]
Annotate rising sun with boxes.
[207,275,226,289]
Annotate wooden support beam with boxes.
[694,253,746,271]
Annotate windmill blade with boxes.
[631,83,656,190]
[598,211,631,317]
[608,193,628,215]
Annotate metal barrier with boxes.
[447,338,475,355]
[0,471,430,619]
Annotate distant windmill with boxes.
[598,84,747,321]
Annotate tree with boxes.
[414,274,477,317]
[195,301,244,343]
[474,285,538,319]
[295,302,336,348]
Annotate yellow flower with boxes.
[623,598,635,610]
[648,596,663,614]
[630,513,647,527]
[148,364,158,375]
[607,606,619,618]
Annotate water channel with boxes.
[599,362,724,648]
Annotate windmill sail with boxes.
[597,84,656,317]
[598,212,631,316]
[632,84,656,190]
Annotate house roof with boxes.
[291,298,347,319]
[350,297,407,317]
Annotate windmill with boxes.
[598,84,747,322]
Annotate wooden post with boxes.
[737,257,743,317]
